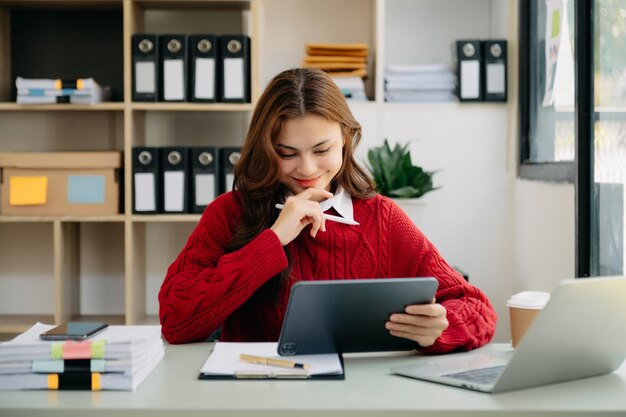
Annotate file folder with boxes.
[219,35,251,103]
[161,147,189,213]
[159,34,187,102]
[132,147,161,214]
[189,35,220,102]
[482,40,507,102]
[190,147,218,213]
[132,34,159,102]
[218,147,241,194]
[456,40,483,102]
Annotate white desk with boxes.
[1,343,625,417]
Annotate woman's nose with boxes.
[297,155,317,177]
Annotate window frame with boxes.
[518,0,596,277]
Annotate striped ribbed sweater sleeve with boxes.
[158,194,288,344]
[386,201,497,353]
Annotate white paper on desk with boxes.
[201,342,343,376]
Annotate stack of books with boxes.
[385,64,457,103]
[0,323,164,391]
[16,77,109,105]
[302,42,369,101]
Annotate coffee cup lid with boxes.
[506,291,550,309]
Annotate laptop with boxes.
[391,276,626,393]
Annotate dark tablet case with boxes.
[277,277,439,356]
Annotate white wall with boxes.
[514,181,576,292]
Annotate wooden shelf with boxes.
[130,102,253,112]
[0,314,55,334]
[0,102,125,111]
[0,215,126,223]
[130,214,202,223]
[131,0,250,11]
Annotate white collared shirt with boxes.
[318,185,355,222]
[282,185,355,223]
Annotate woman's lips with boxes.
[294,176,321,187]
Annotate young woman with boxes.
[159,68,497,352]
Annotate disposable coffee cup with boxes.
[506,291,550,348]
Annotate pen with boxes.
[274,203,360,226]
[240,354,312,370]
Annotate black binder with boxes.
[132,147,161,214]
[482,39,507,102]
[160,147,189,213]
[189,35,220,102]
[456,40,483,102]
[218,147,241,194]
[132,34,159,102]
[159,34,187,102]
[190,147,219,213]
[219,35,251,103]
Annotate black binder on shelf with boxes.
[132,147,161,214]
[219,35,251,103]
[190,147,219,213]
[189,34,220,102]
[482,39,507,102]
[218,147,241,194]
[456,40,483,102]
[161,147,189,213]
[132,34,159,102]
[159,34,187,102]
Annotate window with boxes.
[520,0,625,276]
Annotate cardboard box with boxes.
[0,152,122,215]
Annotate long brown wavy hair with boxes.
[227,68,376,301]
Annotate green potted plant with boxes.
[367,139,439,199]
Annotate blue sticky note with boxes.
[67,175,105,204]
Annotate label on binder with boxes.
[224,57,244,99]
[135,62,156,93]
[460,61,480,99]
[195,58,216,99]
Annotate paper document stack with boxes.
[302,42,368,101]
[16,77,109,105]
[0,323,164,391]
[385,64,457,102]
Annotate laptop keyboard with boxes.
[442,365,507,385]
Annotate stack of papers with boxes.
[302,42,369,101]
[385,64,457,103]
[16,77,109,105]
[200,342,344,379]
[0,323,164,391]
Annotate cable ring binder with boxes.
[138,151,153,165]
[198,152,213,166]
[198,39,213,53]
[167,151,182,165]
[138,39,153,53]
[167,39,182,53]
[490,43,502,58]
[462,42,476,57]
[228,151,241,165]
[227,40,242,53]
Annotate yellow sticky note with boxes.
[9,176,48,206]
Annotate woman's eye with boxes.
[315,148,331,155]
[278,153,296,159]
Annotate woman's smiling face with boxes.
[275,114,344,199]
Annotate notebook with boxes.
[199,342,344,380]
[391,276,626,393]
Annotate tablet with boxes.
[277,277,438,356]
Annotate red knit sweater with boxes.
[159,192,497,353]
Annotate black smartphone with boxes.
[39,322,109,341]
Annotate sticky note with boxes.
[9,176,48,206]
[67,175,105,204]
